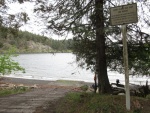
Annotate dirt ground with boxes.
[0,77,91,113]
[1,77,150,113]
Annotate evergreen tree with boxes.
[34,0,112,93]
[33,0,150,93]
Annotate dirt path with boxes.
[0,77,92,113]
[0,87,71,113]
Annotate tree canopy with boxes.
[0,25,72,53]
[33,0,150,92]
[32,0,150,75]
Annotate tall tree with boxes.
[70,1,150,77]
[95,0,111,93]
[34,0,112,93]
[33,0,150,93]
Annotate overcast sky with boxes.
[8,2,45,35]
[8,1,150,39]
[8,2,69,40]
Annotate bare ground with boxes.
[0,77,90,113]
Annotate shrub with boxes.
[80,85,88,91]
[0,48,25,75]
[146,94,150,99]
[0,42,4,48]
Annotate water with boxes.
[10,53,93,82]
[6,53,150,85]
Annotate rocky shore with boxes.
[0,77,93,90]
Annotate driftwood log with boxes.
[111,80,150,97]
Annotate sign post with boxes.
[110,3,138,111]
[122,25,130,110]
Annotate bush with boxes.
[80,85,88,91]
[146,94,150,99]
[0,86,29,96]
[0,42,4,48]
[0,48,25,75]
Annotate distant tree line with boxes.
[0,25,73,53]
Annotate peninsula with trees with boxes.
[0,26,73,53]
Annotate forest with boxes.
[0,25,73,53]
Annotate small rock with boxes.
[8,83,15,88]
[18,84,24,87]
[31,84,38,89]
[0,84,8,87]
[118,93,125,95]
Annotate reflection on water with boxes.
[7,53,149,85]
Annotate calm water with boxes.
[6,53,149,84]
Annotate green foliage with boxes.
[33,0,150,94]
[50,39,73,52]
[80,85,88,91]
[146,94,150,99]
[56,93,125,113]
[56,92,84,113]
[65,92,82,103]
[0,48,25,75]
[106,36,150,76]
[52,92,150,113]
[0,86,29,97]
[17,30,73,52]
[0,26,73,53]
[0,25,8,38]
[33,0,150,76]
[0,42,3,48]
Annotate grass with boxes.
[44,92,150,113]
[0,87,29,96]
[80,85,88,91]
[56,80,78,84]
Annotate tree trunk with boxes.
[95,0,111,93]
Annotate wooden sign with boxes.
[110,3,138,25]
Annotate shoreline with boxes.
[1,75,149,87]
[0,77,54,85]
[0,77,93,87]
